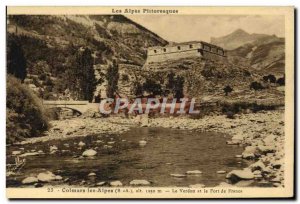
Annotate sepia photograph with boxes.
[5,6,294,199]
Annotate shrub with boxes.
[277,77,285,86]
[6,75,50,143]
[226,111,235,119]
[223,85,233,96]
[250,81,264,91]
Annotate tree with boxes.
[72,47,97,101]
[143,79,162,96]
[132,81,143,96]
[173,76,185,99]
[7,37,27,81]
[223,85,233,96]
[106,60,119,98]
[166,72,185,99]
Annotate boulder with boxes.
[242,146,258,159]
[249,161,266,171]
[226,169,254,183]
[82,149,97,157]
[37,171,56,182]
[110,180,123,187]
[129,180,150,186]
[217,170,226,174]
[22,176,38,184]
[257,145,276,154]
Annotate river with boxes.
[7,127,251,187]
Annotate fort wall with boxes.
[146,41,226,63]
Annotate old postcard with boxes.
[6,6,294,199]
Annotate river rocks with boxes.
[19,117,132,144]
[96,181,106,186]
[129,180,150,186]
[50,145,58,154]
[186,170,202,175]
[19,152,40,157]
[257,145,276,154]
[22,176,38,184]
[78,141,86,147]
[263,135,276,145]
[110,181,123,187]
[55,175,63,180]
[226,139,241,145]
[189,184,205,188]
[12,150,22,156]
[37,171,58,182]
[82,149,97,157]
[6,171,15,177]
[88,172,96,177]
[242,146,258,159]
[217,170,226,174]
[170,174,186,178]
[139,140,147,147]
[249,161,266,171]
[226,169,254,182]
[272,160,283,169]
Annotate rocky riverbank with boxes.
[18,117,136,144]
[14,109,285,188]
[147,110,285,187]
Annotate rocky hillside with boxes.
[7,15,167,99]
[140,55,284,107]
[143,57,254,98]
[211,29,277,50]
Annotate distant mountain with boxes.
[227,36,285,75]
[211,29,276,50]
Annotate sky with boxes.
[127,15,285,43]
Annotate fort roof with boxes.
[148,41,225,50]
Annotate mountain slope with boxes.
[211,29,277,50]
[7,15,167,99]
[7,15,167,66]
[227,36,285,75]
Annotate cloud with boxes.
[127,15,285,42]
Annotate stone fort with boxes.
[146,41,227,63]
